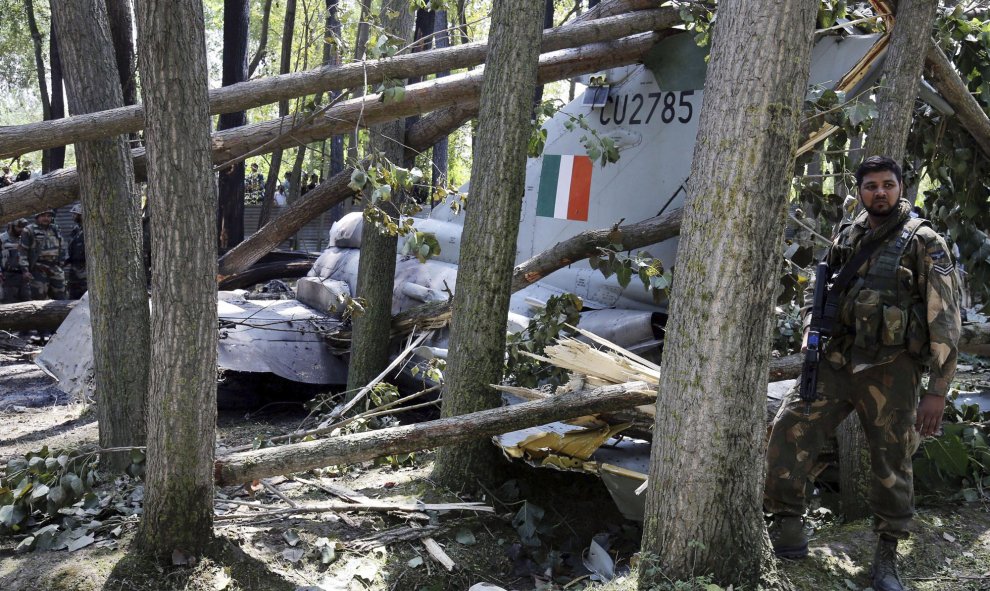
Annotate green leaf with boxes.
[616,264,632,288]
[407,555,424,568]
[925,435,970,479]
[511,501,545,544]
[61,473,84,496]
[380,85,406,104]
[0,503,26,527]
[455,529,477,545]
[30,484,49,500]
[348,169,368,192]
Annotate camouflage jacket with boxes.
[66,223,85,266]
[1,231,23,273]
[804,200,961,396]
[19,222,62,271]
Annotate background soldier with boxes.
[65,203,87,299]
[764,156,961,591]
[1,218,31,303]
[14,160,32,182]
[19,209,66,300]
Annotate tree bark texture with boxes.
[51,0,150,474]
[217,0,251,252]
[0,300,76,332]
[430,10,450,195]
[324,0,345,180]
[216,382,656,486]
[47,19,66,172]
[216,104,479,279]
[862,0,938,164]
[431,0,547,490]
[135,0,218,558]
[345,0,414,394]
[925,42,990,160]
[105,0,138,106]
[347,0,372,165]
[0,7,678,160]
[638,0,817,587]
[0,32,663,226]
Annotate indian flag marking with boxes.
[536,154,592,221]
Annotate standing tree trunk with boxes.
[258,0,297,227]
[217,0,250,252]
[323,0,345,221]
[532,0,555,108]
[431,10,450,198]
[51,0,150,475]
[135,0,218,558]
[838,0,939,522]
[47,19,66,172]
[431,0,547,489]
[105,0,138,106]
[248,0,274,77]
[638,0,817,587]
[345,0,415,394]
[24,0,51,172]
[346,0,373,165]
[863,0,938,164]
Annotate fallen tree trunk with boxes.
[511,208,683,292]
[0,5,676,160]
[214,381,656,485]
[0,300,77,331]
[0,33,665,225]
[211,33,664,166]
[217,260,315,290]
[925,42,990,160]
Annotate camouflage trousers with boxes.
[65,263,87,300]
[764,352,923,539]
[1,272,31,303]
[29,262,66,300]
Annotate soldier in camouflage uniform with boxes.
[64,204,87,299]
[1,219,31,303]
[764,157,961,591]
[19,209,67,300]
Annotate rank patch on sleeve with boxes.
[929,248,954,275]
[933,261,955,276]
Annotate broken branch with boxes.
[214,381,656,485]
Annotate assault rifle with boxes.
[799,262,832,405]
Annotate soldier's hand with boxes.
[23,271,32,281]
[801,328,810,353]
[916,394,946,437]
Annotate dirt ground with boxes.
[1,336,989,590]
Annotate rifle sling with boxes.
[826,218,909,301]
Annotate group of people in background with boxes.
[0,204,86,303]
[244,161,321,207]
[0,161,35,188]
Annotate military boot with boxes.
[871,536,905,591]
[769,515,808,559]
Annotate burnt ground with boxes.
[0,332,988,591]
